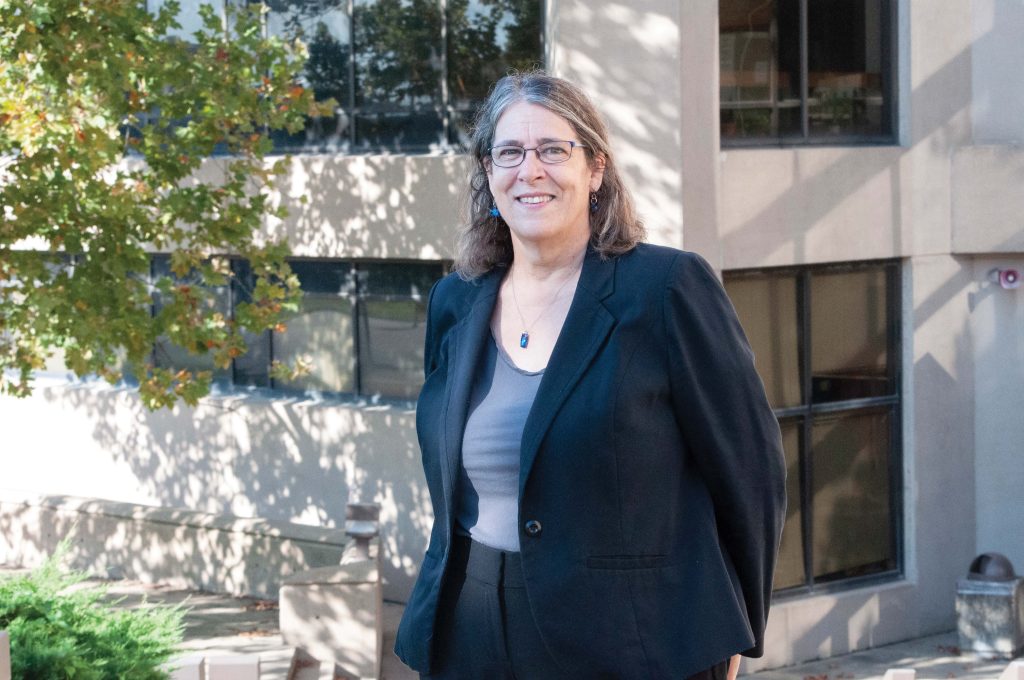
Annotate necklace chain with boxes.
[508,266,578,349]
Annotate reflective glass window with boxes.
[724,261,900,594]
[724,273,801,408]
[446,0,543,147]
[719,0,894,144]
[356,262,442,398]
[811,410,895,581]
[774,420,805,590]
[352,0,445,151]
[274,260,356,393]
[811,268,890,402]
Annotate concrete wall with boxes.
[718,1,974,269]
[969,256,1024,571]
[970,0,1024,143]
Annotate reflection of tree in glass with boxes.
[354,0,444,110]
[448,0,541,101]
[446,0,541,144]
[306,23,350,104]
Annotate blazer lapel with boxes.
[440,269,502,520]
[519,248,617,494]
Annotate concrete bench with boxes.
[280,503,383,680]
[0,493,348,599]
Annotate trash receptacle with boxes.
[956,552,1024,659]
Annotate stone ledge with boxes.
[0,491,348,598]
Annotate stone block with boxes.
[956,577,1024,658]
[1000,660,1024,680]
[883,669,916,680]
[166,654,204,680]
[205,655,261,680]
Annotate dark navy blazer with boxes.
[395,243,786,679]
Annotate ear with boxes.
[589,154,606,192]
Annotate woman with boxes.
[395,71,786,680]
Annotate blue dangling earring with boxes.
[489,203,500,218]
[590,191,599,213]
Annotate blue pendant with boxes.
[519,332,529,349]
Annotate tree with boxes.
[0,0,330,408]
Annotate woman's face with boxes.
[487,102,604,254]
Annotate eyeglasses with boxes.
[487,140,587,168]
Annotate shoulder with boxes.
[427,268,501,328]
[611,243,718,292]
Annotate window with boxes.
[263,0,544,152]
[147,0,542,152]
[152,256,446,400]
[724,261,901,593]
[719,0,896,144]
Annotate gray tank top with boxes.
[455,333,544,553]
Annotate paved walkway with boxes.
[2,567,1017,679]
[107,578,1012,680]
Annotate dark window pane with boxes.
[811,267,890,402]
[275,261,355,393]
[774,420,805,590]
[446,0,542,148]
[811,409,895,581]
[230,259,271,387]
[357,262,443,399]
[807,0,888,137]
[265,0,353,152]
[151,255,231,382]
[719,0,801,140]
[724,273,802,409]
[806,0,888,138]
[353,0,443,151]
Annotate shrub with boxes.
[0,543,185,679]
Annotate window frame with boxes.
[148,254,449,403]
[719,0,899,148]
[724,260,904,598]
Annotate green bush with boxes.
[0,544,185,679]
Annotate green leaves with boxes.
[0,0,314,408]
[0,541,186,679]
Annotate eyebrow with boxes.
[491,136,570,147]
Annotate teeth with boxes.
[518,196,551,204]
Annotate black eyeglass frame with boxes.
[486,140,588,168]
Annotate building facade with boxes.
[2,0,1023,670]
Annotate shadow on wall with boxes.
[0,383,429,600]
[551,0,686,246]
[262,153,470,260]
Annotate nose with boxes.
[517,148,546,181]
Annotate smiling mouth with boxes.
[517,195,553,205]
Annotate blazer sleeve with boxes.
[422,278,442,379]
[663,251,786,658]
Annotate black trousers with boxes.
[423,534,731,680]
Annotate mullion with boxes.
[797,269,814,589]
[886,264,903,576]
[798,0,809,139]
[347,0,356,149]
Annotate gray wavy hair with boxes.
[454,71,645,279]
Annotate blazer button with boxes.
[524,520,542,537]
